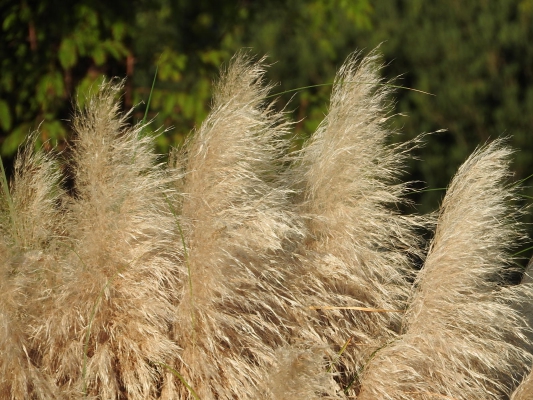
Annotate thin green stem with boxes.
[133,61,158,162]
[514,245,533,257]
[327,336,352,373]
[0,154,18,247]
[512,172,533,188]
[344,338,398,395]
[156,362,201,400]
[141,62,159,130]
[164,194,196,340]
[265,80,435,100]
[66,243,89,270]
[416,187,447,193]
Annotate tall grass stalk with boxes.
[164,193,196,343]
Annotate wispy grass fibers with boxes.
[170,52,305,399]
[1,51,533,399]
[282,50,425,395]
[358,140,533,399]
[34,81,183,399]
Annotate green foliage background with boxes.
[2,0,533,225]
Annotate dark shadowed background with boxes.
[2,0,533,260]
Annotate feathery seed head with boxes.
[358,140,532,399]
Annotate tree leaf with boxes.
[2,123,28,156]
[0,100,12,131]
[58,37,78,69]
[92,46,106,66]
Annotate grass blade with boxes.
[156,362,201,400]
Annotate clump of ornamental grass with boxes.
[280,50,425,395]
[33,82,185,399]
[1,50,533,399]
[0,135,63,399]
[169,53,309,398]
[357,140,533,399]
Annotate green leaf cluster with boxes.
[1,1,135,156]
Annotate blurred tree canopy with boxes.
[1,0,134,154]
[356,0,533,214]
[1,0,533,217]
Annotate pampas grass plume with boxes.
[285,51,424,393]
[34,81,183,399]
[358,140,533,399]
[0,136,63,399]
[172,53,304,398]
[1,51,532,399]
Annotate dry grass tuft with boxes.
[35,82,183,399]
[358,140,533,399]
[171,52,305,398]
[1,51,532,399]
[0,135,63,399]
[285,51,426,393]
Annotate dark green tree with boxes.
[1,1,134,155]
[354,1,533,217]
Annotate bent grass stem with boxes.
[266,81,435,100]
[164,194,196,343]
[156,361,200,400]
